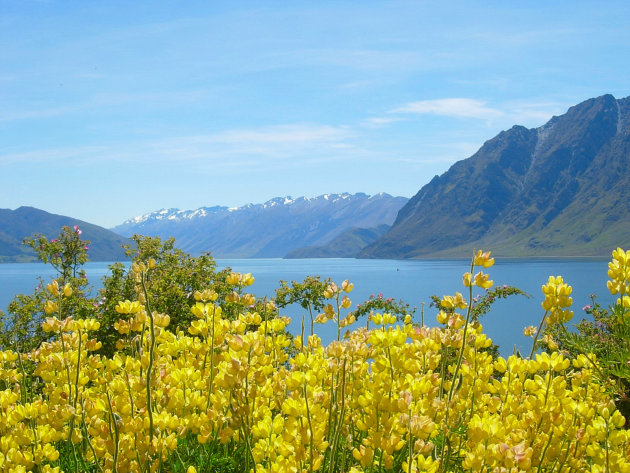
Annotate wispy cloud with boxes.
[389,98,504,120]
[505,100,565,125]
[387,97,568,128]
[0,124,357,168]
[197,124,351,146]
[0,89,210,123]
[362,116,403,128]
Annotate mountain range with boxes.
[3,94,628,262]
[0,207,129,263]
[112,193,408,258]
[285,224,390,258]
[361,94,630,258]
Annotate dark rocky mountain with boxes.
[360,94,630,258]
[0,207,130,262]
[113,193,408,258]
[285,224,390,258]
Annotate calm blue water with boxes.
[0,258,613,355]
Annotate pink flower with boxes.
[84,246,89,250]
[50,239,58,243]
[583,305,591,311]
[74,225,82,235]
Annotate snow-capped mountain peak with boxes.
[111,192,408,258]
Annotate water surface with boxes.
[0,258,613,355]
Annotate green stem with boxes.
[529,310,548,359]
[304,382,315,473]
[441,257,475,470]
[81,403,105,473]
[106,392,120,473]
[140,272,156,465]
[327,358,347,473]
[205,306,217,410]
[559,324,607,380]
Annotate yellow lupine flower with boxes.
[2,256,630,473]
[473,271,493,289]
[115,299,143,314]
[473,249,495,268]
[46,279,60,296]
[44,300,58,315]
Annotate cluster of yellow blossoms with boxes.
[0,252,629,472]
[541,276,574,325]
[608,247,630,308]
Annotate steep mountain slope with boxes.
[113,193,408,258]
[284,224,390,258]
[361,94,630,258]
[0,207,130,262]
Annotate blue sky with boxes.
[2,1,629,228]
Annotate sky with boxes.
[1,1,629,228]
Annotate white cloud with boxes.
[505,101,565,125]
[390,98,504,120]
[362,116,403,127]
[0,89,210,123]
[199,124,351,145]
[0,124,357,167]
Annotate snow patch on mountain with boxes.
[120,193,384,226]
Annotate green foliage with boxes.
[95,235,231,356]
[167,435,244,473]
[275,276,331,336]
[429,285,528,360]
[430,285,528,322]
[0,226,95,351]
[24,225,90,281]
[350,292,415,323]
[551,295,630,423]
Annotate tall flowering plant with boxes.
[550,247,630,423]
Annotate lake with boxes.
[0,257,613,355]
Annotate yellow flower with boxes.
[42,317,61,332]
[473,249,495,268]
[44,300,58,315]
[226,272,241,285]
[441,292,467,310]
[523,325,537,337]
[541,275,573,324]
[46,279,60,296]
[324,283,338,299]
[608,247,630,306]
[473,271,493,289]
[194,289,218,302]
[115,300,143,314]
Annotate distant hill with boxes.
[113,193,408,258]
[360,94,630,258]
[285,224,390,258]
[0,207,130,263]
